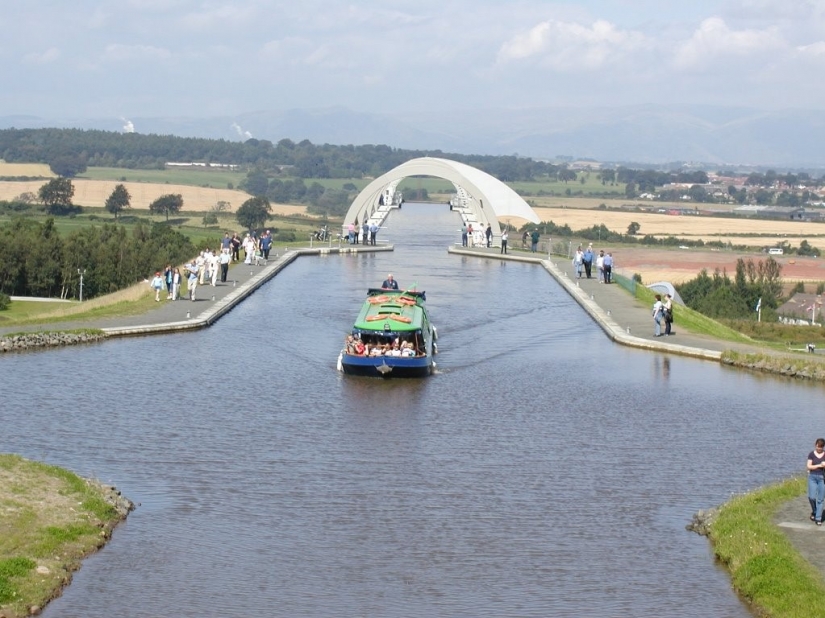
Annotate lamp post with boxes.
[77,269,86,302]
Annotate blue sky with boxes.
[3,0,825,128]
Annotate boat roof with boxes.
[353,290,428,333]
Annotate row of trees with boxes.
[28,177,276,232]
[676,257,783,320]
[0,218,197,299]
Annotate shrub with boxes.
[0,293,10,310]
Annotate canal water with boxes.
[2,203,824,617]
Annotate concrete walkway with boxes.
[448,245,777,360]
[0,244,392,338]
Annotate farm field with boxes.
[0,162,53,177]
[0,178,307,216]
[529,206,825,249]
[606,246,825,285]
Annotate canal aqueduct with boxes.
[342,157,540,240]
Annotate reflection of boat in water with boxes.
[338,288,437,378]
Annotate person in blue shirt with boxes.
[582,244,593,278]
[603,252,614,283]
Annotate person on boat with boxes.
[382,274,399,290]
[354,338,366,355]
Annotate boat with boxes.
[338,288,437,377]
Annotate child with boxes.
[150,271,164,302]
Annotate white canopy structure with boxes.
[342,157,540,235]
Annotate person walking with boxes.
[596,250,605,283]
[219,248,231,283]
[150,271,164,302]
[652,294,664,337]
[171,267,181,301]
[164,264,173,299]
[582,244,593,278]
[500,229,508,254]
[663,293,674,336]
[572,246,584,278]
[485,224,493,248]
[808,438,825,525]
[186,261,199,301]
[603,252,614,283]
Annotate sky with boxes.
[3,0,825,125]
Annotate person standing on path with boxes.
[596,250,605,283]
[582,245,593,278]
[260,230,272,259]
[807,438,825,525]
[652,294,664,337]
[500,229,508,254]
[369,222,378,246]
[603,252,613,283]
[461,223,468,247]
[530,229,540,253]
[362,221,370,245]
[171,267,181,301]
[663,294,674,336]
[164,264,173,299]
[485,224,493,248]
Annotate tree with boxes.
[627,221,641,235]
[243,170,269,196]
[48,153,87,178]
[212,200,231,213]
[202,213,219,227]
[105,184,131,220]
[38,178,76,215]
[236,196,271,230]
[149,193,183,221]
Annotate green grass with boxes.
[80,166,246,188]
[633,285,756,344]
[0,454,127,617]
[709,476,825,617]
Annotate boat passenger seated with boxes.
[354,339,366,355]
[400,341,415,357]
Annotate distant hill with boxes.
[2,105,824,170]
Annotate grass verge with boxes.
[0,283,157,328]
[0,454,131,617]
[709,476,825,617]
[633,285,756,344]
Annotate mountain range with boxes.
[2,105,824,170]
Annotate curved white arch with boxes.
[343,157,539,235]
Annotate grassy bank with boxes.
[709,476,825,617]
[0,454,132,618]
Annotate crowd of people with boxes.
[344,335,419,357]
[149,230,274,302]
[345,222,381,245]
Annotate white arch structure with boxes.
[343,157,540,236]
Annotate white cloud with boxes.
[497,19,648,70]
[673,17,785,70]
[23,47,61,64]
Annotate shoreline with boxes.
[688,477,825,617]
[0,454,134,618]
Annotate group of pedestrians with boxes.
[571,243,613,283]
[651,293,675,337]
[149,229,273,302]
[346,222,380,245]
